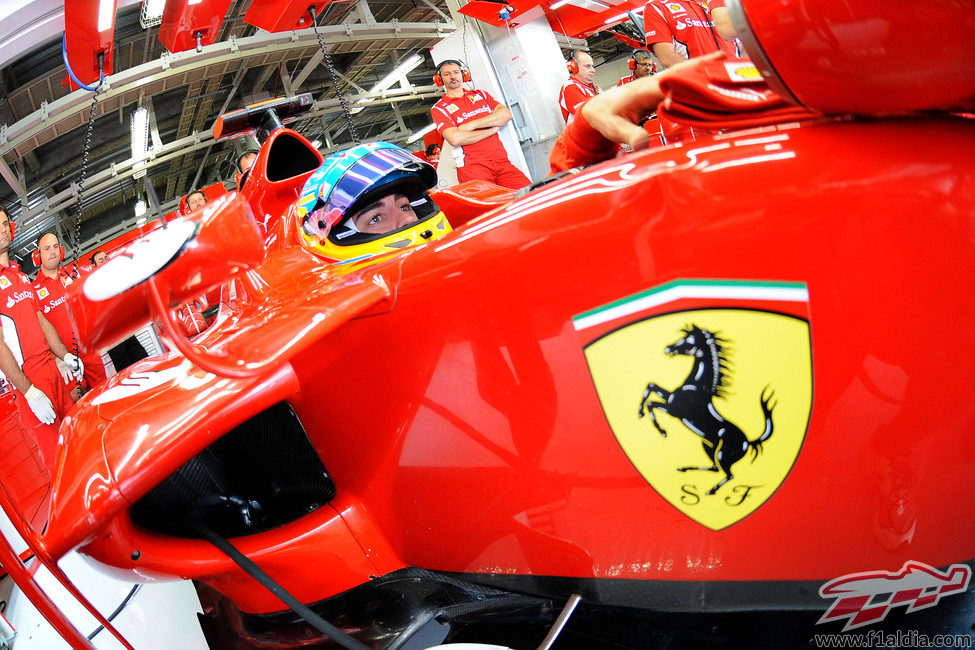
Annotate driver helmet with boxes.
[297,142,451,263]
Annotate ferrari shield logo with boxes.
[575,280,813,530]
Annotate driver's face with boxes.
[351,193,418,234]
[92,252,107,267]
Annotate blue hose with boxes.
[62,34,104,91]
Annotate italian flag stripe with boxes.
[573,279,808,331]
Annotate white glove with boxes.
[63,353,85,381]
[25,385,56,425]
[55,357,73,383]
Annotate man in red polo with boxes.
[559,50,601,124]
[644,0,738,68]
[430,60,531,189]
[0,211,82,469]
[618,50,657,86]
[32,232,106,399]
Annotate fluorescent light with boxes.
[370,53,424,94]
[311,139,322,149]
[406,123,436,144]
[131,107,150,178]
[98,0,115,33]
[140,0,165,28]
[134,200,147,218]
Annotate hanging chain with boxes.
[309,7,361,145]
[73,90,99,281]
[67,84,100,394]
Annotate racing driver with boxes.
[297,142,452,262]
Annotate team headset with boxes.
[566,49,586,75]
[32,241,65,266]
[433,60,470,87]
[628,50,658,74]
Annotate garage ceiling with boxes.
[0,0,624,270]
[0,0,460,268]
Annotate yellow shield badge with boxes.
[575,280,813,530]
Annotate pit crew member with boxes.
[618,50,657,86]
[32,233,106,399]
[559,50,601,124]
[0,211,82,468]
[186,189,207,212]
[644,0,738,68]
[430,60,531,189]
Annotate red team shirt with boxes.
[0,264,52,373]
[432,90,510,162]
[32,269,74,348]
[617,74,638,86]
[32,268,107,389]
[0,263,73,465]
[644,0,738,61]
[558,79,601,123]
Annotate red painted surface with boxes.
[36,113,975,616]
[739,0,975,113]
[243,0,351,33]
[158,0,233,53]
[63,0,115,90]
[459,0,644,37]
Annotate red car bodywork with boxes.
[42,114,975,619]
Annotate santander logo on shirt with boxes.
[42,295,67,314]
[6,290,33,309]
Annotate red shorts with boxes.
[458,159,531,190]
[15,356,74,469]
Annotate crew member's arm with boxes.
[38,312,69,360]
[549,52,724,171]
[440,125,501,147]
[651,42,687,69]
[0,337,32,394]
[708,0,736,41]
[644,2,686,69]
[459,104,512,130]
[0,328,57,424]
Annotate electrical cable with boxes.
[190,521,370,650]
[65,51,104,395]
[87,585,141,640]
[309,7,362,145]
[61,35,104,92]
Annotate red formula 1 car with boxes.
[1,0,974,648]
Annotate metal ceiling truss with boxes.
[1,18,454,261]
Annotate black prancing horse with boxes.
[637,324,776,495]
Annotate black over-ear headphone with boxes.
[434,60,471,87]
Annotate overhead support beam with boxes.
[356,0,377,25]
[0,20,456,159]
[146,96,164,151]
[292,50,324,90]
[418,0,452,24]
[279,61,295,98]
[334,69,368,94]
[391,104,407,133]
[0,157,24,196]
[11,85,444,231]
